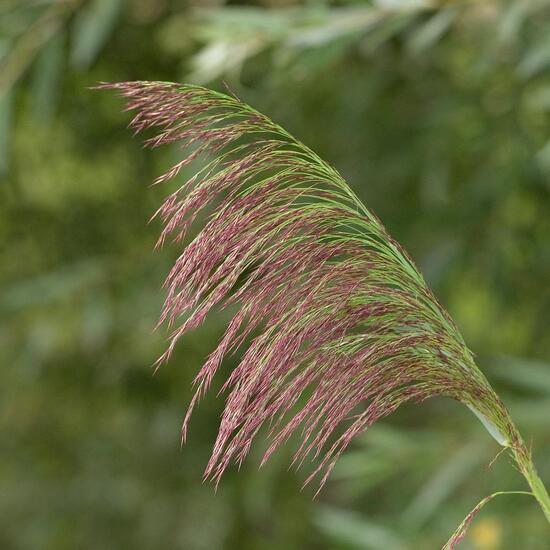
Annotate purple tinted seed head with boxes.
[97,81,549,547]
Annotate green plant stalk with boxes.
[445,413,550,547]
[513,441,550,524]
[466,357,550,528]
[467,377,550,528]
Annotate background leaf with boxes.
[70,0,122,70]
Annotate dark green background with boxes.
[1,1,550,548]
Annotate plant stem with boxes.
[512,441,550,524]
[483,397,550,525]
[524,457,550,524]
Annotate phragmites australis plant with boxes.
[99,81,550,548]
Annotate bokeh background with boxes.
[2,1,550,549]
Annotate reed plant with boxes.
[99,81,550,548]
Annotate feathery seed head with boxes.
[98,81,518,491]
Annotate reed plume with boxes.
[98,81,550,548]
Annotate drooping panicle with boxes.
[99,80,518,492]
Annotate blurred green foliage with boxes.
[1,1,550,549]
